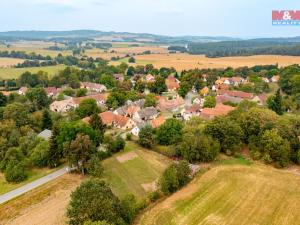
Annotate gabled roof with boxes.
[80,82,106,90]
[158,96,185,111]
[165,75,180,90]
[201,104,235,119]
[137,107,158,120]
[99,111,130,127]
[73,94,108,105]
[217,90,254,99]
[37,129,52,140]
[151,115,166,128]
[185,104,201,114]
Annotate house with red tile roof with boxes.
[80,82,107,93]
[151,115,166,128]
[157,96,185,112]
[181,104,202,121]
[165,75,180,92]
[217,90,254,100]
[200,103,235,119]
[44,87,61,97]
[18,87,28,95]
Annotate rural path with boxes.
[0,167,68,205]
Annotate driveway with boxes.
[0,167,68,205]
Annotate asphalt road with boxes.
[0,167,68,205]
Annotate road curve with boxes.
[0,167,68,205]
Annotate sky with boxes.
[0,0,300,37]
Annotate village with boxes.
[0,72,278,142]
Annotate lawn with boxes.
[0,64,66,79]
[0,166,63,195]
[102,142,172,199]
[136,163,300,225]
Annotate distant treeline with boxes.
[187,41,300,57]
[0,50,52,60]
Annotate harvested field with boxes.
[0,58,24,68]
[136,164,300,225]
[0,174,84,225]
[112,53,300,71]
[111,46,169,54]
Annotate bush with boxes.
[138,125,156,148]
[5,161,27,183]
[148,190,162,202]
[86,157,104,178]
[30,139,50,167]
[159,161,191,195]
[156,119,183,146]
[126,133,132,141]
[120,194,139,224]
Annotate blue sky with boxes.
[0,0,300,37]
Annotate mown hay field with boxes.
[102,142,172,199]
[136,164,300,225]
[0,64,66,79]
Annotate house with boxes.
[131,122,147,136]
[132,115,166,136]
[200,87,209,96]
[50,98,76,113]
[80,82,107,93]
[99,111,135,130]
[217,90,254,100]
[165,75,180,92]
[157,96,185,112]
[151,115,166,128]
[44,87,61,97]
[271,75,280,83]
[252,94,267,106]
[37,129,52,141]
[262,77,270,83]
[143,74,155,83]
[50,94,108,113]
[229,77,245,86]
[114,105,141,118]
[216,94,243,104]
[18,87,28,95]
[200,103,235,119]
[215,77,231,86]
[181,104,201,121]
[133,107,158,122]
[192,97,204,106]
[113,74,125,82]
[73,94,108,106]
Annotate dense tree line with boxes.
[0,50,52,60]
[188,41,300,57]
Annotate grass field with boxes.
[0,174,83,225]
[0,58,24,68]
[111,53,300,71]
[136,162,300,225]
[0,166,64,195]
[0,64,66,79]
[102,142,172,199]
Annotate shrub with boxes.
[86,157,104,178]
[5,161,27,183]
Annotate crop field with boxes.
[102,142,172,199]
[0,64,66,79]
[0,41,71,57]
[111,46,169,54]
[136,163,300,225]
[0,174,83,225]
[0,58,24,68]
[112,53,300,71]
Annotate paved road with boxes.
[0,167,68,205]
